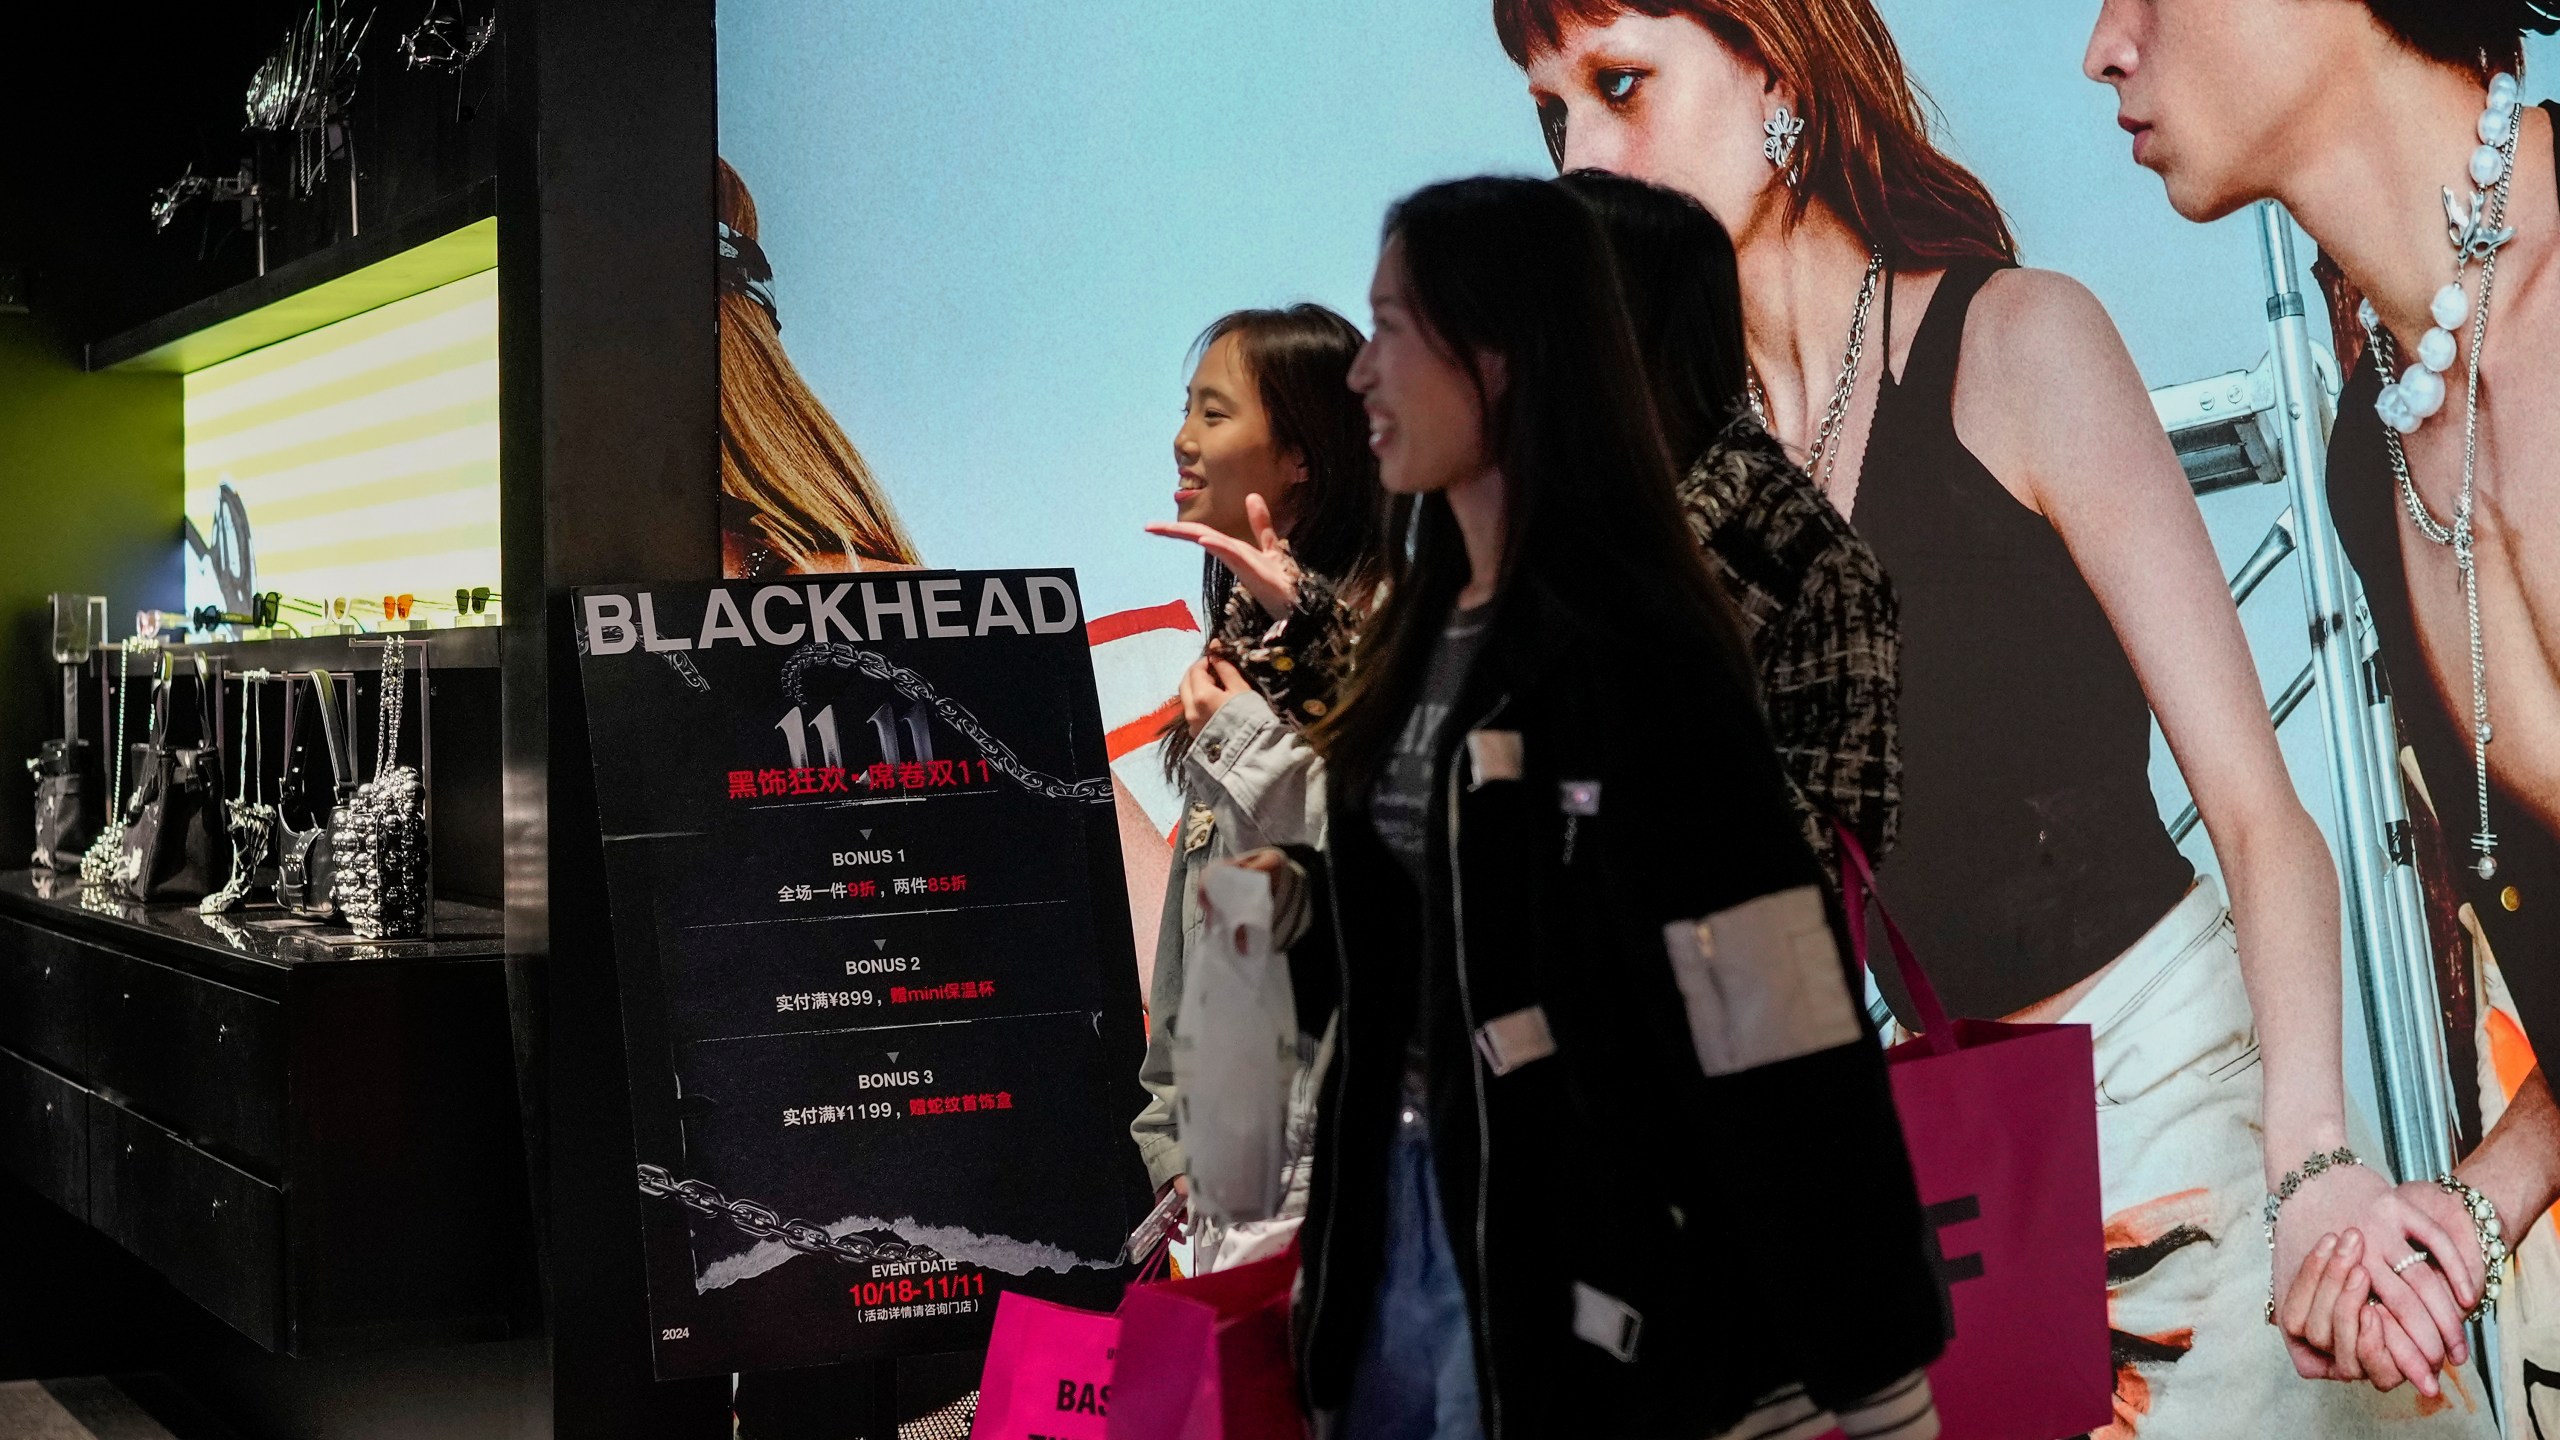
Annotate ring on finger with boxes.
[2390,1249,2432,1277]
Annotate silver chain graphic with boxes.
[781,644,1113,804]
[637,1163,944,1267]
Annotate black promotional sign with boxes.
[576,572,1150,1379]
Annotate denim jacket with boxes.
[1131,687,1329,1202]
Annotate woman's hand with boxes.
[1146,492,1301,616]
[1178,655,1252,737]
[2273,1165,2476,1396]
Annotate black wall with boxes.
[499,0,731,1434]
[0,0,747,1431]
[2,0,507,347]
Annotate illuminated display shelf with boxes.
[109,189,508,629]
[117,625,503,674]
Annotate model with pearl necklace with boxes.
[2362,70,2525,882]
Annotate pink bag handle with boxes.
[1833,822,1956,1056]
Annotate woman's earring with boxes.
[1763,104,1805,178]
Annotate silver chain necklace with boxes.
[2361,82,2523,880]
[1749,250,1885,501]
[79,640,144,888]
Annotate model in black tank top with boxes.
[1853,258,2195,1021]
[2326,100,2560,1057]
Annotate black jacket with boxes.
[1283,581,1946,1438]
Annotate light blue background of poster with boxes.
[719,5,2557,1123]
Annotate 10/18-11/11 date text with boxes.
[849,1272,985,1307]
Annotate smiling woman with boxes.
[1260,175,1945,1440]
[1127,303,1379,1274]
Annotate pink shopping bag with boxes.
[972,1290,1123,1440]
[1839,828,2112,1440]
[1106,1244,1301,1440]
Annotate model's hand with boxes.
[1178,656,1252,737]
[2394,1179,2488,1313]
[2274,1171,2472,1396]
[1146,492,1300,617]
[2275,1226,2367,1382]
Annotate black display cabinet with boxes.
[0,0,734,1434]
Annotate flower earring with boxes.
[1764,104,1805,184]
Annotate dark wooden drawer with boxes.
[0,912,91,1074]
[0,1043,87,1216]
[89,1098,283,1349]
[90,951,284,1169]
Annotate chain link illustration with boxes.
[637,1163,945,1267]
[781,643,1113,804]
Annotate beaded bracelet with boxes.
[2434,1174,2508,1322]
[2262,1147,2363,1322]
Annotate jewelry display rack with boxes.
[87,630,490,942]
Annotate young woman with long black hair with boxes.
[1236,176,1944,1440]
[1128,305,1381,1271]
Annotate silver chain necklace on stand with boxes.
[2361,74,2524,879]
[1749,251,1886,504]
[80,638,144,888]
[202,672,276,915]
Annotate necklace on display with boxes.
[2358,71,2523,879]
[78,638,145,889]
[1748,250,1885,504]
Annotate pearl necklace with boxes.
[2359,71,2523,879]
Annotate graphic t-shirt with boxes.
[1369,603,1493,884]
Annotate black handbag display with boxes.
[274,667,354,919]
[28,737,91,871]
[113,657,232,904]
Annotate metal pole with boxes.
[2255,201,2459,1179]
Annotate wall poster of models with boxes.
[577,576,1150,1378]
[709,2,2560,1433]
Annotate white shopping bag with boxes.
[1173,863,1299,1225]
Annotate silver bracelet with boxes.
[2262,1146,2363,1322]
[2434,1174,2508,1321]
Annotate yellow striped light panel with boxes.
[183,268,499,616]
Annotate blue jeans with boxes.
[1341,1101,1485,1440]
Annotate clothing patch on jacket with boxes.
[1465,728,1523,787]
[1472,1004,1555,1075]
[1662,884,1859,1076]
[1571,1282,1642,1362]
[1181,803,1217,856]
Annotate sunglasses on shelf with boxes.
[383,594,414,622]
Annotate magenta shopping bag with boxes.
[1106,1245,1301,1440]
[1840,829,2112,1440]
[972,1290,1123,1440]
